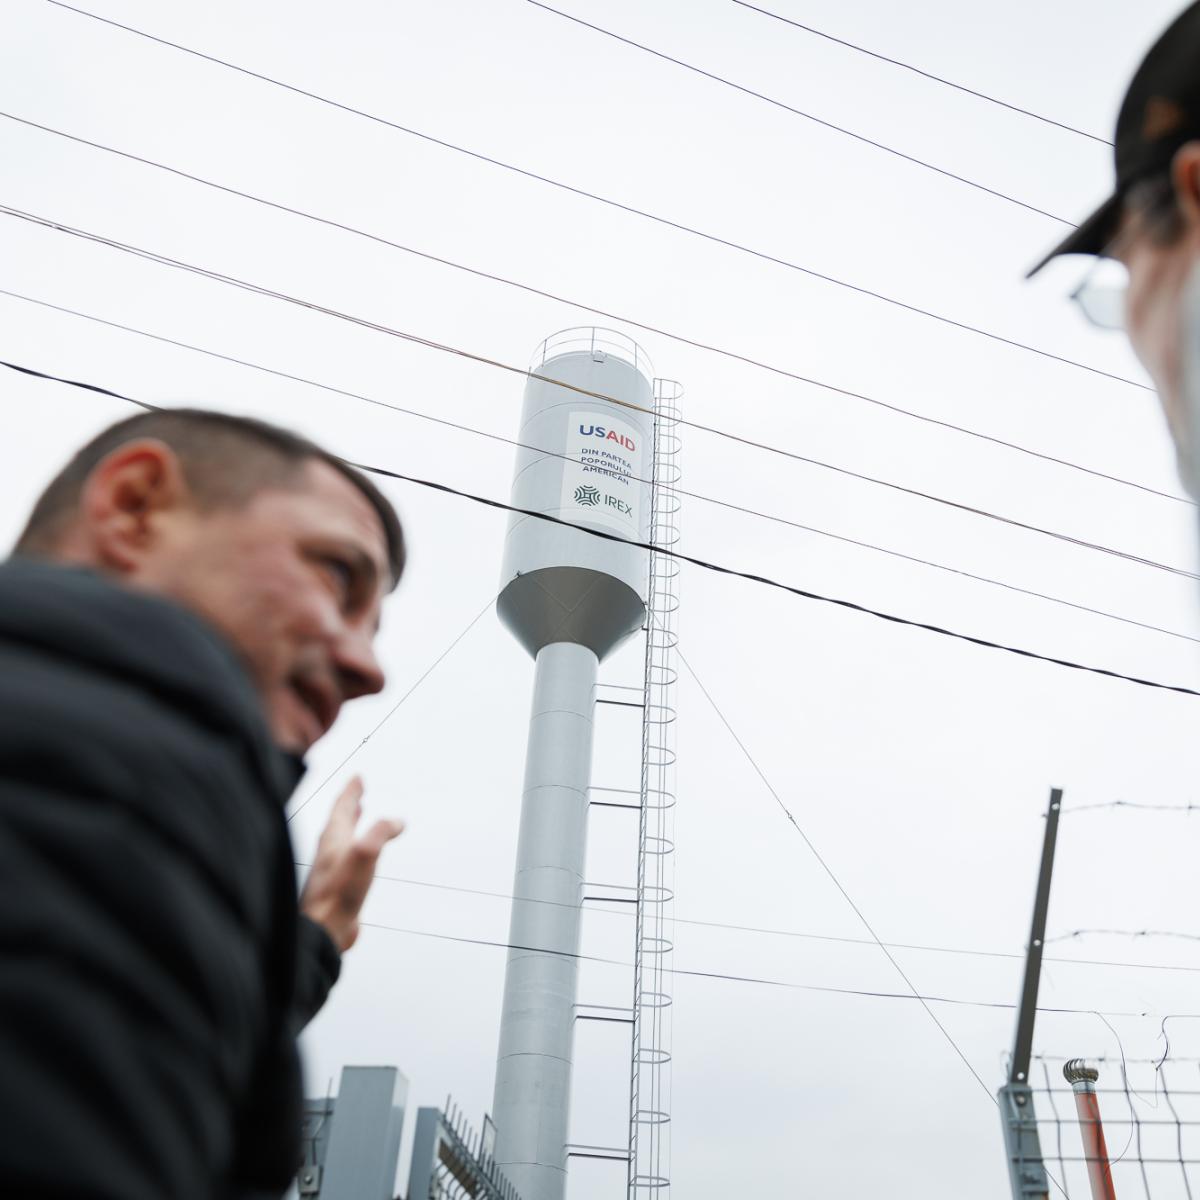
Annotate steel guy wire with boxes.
[669,630,992,1099]
[355,918,1200,1021]
[34,0,1152,389]
[5,287,1197,648]
[1093,1008,1159,1168]
[3,109,1178,503]
[4,203,1193,584]
[1160,1017,1180,1074]
[528,0,1073,224]
[1096,1010,1151,1182]
[729,1,1112,145]
[302,863,1200,975]
[1040,1059,1071,1184]
[8,356,1200,698]
[285,593,495,825]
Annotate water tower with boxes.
[492,329,655,1200]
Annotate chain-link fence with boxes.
[1028,1054,1200,1197]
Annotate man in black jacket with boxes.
[0,407,407,1198]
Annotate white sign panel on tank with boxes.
[560,410,645,536]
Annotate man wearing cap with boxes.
[1030,0,1200,495]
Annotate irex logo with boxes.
[574,484,632,517]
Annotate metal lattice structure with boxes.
[627,377,682,1200]
[409,1100,524,1200]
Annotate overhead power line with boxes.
[527,0,1072,224]
[315,865,1200,975]
[356,919,1199,1021]
[286,594,495,825]
[7,356,1200,699]
[3,203,1191,584]
[310,625,1200,1127]
[729,0,1112,145]
[4,109,1178,504]
[35,0,1151,389]
[3,358,156,412]
[4,286,1197,646]
[360,464,1200,697]
[288,646,1194,976]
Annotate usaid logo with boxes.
[579,423,636,452]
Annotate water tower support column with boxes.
[493,640,599,1200]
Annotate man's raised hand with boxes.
[300,776,404,953]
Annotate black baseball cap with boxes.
[1028,0,1200,276]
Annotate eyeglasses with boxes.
[1064,206,1153,332]
[1069,254,1129,331]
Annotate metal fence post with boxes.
[997,788,1062,1200]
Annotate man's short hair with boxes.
[15,408,406,585]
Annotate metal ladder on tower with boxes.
[627,378,682,1200]
[565,374,682,1195]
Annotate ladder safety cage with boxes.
[628,377,682,1200]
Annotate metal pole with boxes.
[1011,788,1062,1087]
[998,787,1063,1200]
[493,641,598,1200]
[1064,1061,1117,1200]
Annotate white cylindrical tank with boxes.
[498,329,654,660]
[493,330,655,1200]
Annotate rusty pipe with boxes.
[1063,1060,1117,1200]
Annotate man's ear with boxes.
[80,438,191,573]
[1172,141,1200,227]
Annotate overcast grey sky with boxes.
[5,0,1200,1194]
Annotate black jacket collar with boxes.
[0,557,304,803]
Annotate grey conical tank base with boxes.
[498,566,645,661]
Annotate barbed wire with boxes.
[1048,930,1200,946]
[1063,799,1200,814]
[1037,1054,1200,1066]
